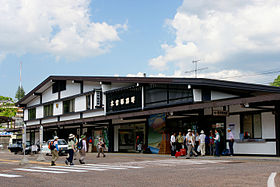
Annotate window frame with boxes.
[28,108,36,120]
[44,104,53,117]
[240,112,262,139]
[63,99,75,114]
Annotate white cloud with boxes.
[149,0,280,72]
[0,0,126,61]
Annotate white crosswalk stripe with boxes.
[0,173,22,178]
[12,159,229,176]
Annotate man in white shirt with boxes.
[170,133,176,156]
[227,128,234,156]
[199,130,206,156]
[79,135,87,164]
[186,130,198,159]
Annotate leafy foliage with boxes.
[0,96,17,117]
[270,75,280,87]
[15,86,25,101]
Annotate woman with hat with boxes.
[65,134,75,166]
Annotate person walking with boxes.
[199,130,206,156]
[170,132,176,156]
[97,137,106,158]
[79,135,87,164]
[186,130,198,159]
[50,136,59,166]
[73,134,78,160]
[176,132,184,150]
[227,128,234,156]
[214,130,220,157]
[65,134,75,166]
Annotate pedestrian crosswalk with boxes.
[7,159,229,177]
[0,173,22,178]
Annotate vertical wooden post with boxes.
[275,103,280,156]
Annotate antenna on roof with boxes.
[185,60,208,78]
[20,61,22,88]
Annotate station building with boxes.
[16,76,280,156]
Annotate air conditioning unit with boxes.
[95,90,102,108]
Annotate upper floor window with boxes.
[52,80,66,93]
[241,113,262,139]
[63,99,75,114]
[28,108,36,120]
[86,95,91,110]
[44,104,53,117]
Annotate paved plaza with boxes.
[0,150,280,187]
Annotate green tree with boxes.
[0,96,17,117]
[270,75,280,87]
[15,86,25,101]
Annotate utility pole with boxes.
[185,60,208,78]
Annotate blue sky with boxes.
[1,0,280,99]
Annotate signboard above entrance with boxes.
[212,110,229,116]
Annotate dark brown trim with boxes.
[24,90,95,110]
[275,103,280,156]
[17,75,280,105]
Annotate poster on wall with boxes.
[148,113,166,154]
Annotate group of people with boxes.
[50,134,106,166]
[170,128,234,158]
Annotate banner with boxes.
[148,113,166,154]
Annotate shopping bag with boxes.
[197,145,201,152]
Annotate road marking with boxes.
[85,164,143,169]
[0,159,64,166]
[14,168,67,174]
[268,172,277,187]
[53,166,107,171]
[0,173,22,178]
[31,167,88,173]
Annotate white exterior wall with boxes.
[53,101,63,116]
[24,109,28,121]
[234,142,276,155]
[42,87,58,103]
[27,97,40,107]
[61,81,80,98]
[75,96,86,112]
[193,89,202,102]
[211,91,238,100]
[226,111,276,155]
[83,110,104,118]
[26,120,40,126]
[60,114,80,121]
[262,112,275,139]
[83,81,100,92]
[42,118,57,124]
[114,125,120,152]
[36,106,43,119]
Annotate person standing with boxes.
[176,132,184,150]
[65,134,75,166]
[79,135,87,164]
[97,137,106,158]
[195,132,199,152]
[199,130,206,156]
[227,128,234,156]
[170,132,176,156]
[50,136,59,166]
[214,130,220,157]
[73,134,78,160]
[186,131,198,159]
[209,131,215,156]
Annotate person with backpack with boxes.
[50,136,59,166]
[65,134,75,166]
[97,137,106,158]
[78,135,87,164]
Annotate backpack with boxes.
[77,140,83,150]
[48,141,55,150]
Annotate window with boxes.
[241,113,262,139]
[52,80,66,93]
[28,108,36,120]
[63,99,75,114]
[44,104,53,117]
[86,95,91,110]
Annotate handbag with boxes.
[197,145,201,152]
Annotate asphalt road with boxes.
[0,150,280,187]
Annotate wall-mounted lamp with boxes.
[188,85,191,89]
